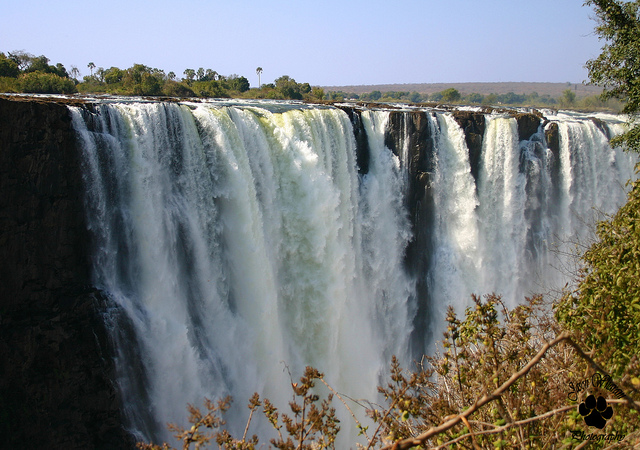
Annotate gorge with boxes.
[0,95,636,448]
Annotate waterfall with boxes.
[69,100,637,446]
[70,101,414,445]
[477,115,528,304]
[428,112,481,321]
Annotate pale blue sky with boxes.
[2,1,602,87]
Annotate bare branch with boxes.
[380,332,639,450]
[432,404,575,449]
[319,377,370,441]
[380,333,570,450]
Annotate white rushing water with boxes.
[426,110,636,323]
[70,101,414,445]
[69,101,637,446]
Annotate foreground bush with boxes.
[371,295,639,449]
[137,366,339,450]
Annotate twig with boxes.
[432,404,576,449]
[379,332,571,450]
[298,398,306,450]
[319,377,370,441]
[458,415,480,450]
[241,407,255,442]
[366,384,412,450]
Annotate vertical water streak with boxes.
[425,109,636,338]
[72,102,259,439]
[520,124,554,292]
[428,112,481,318]
[548,113,638,286]
[559,118,630,235]
[477,115,528,305]
[359,110,415,363]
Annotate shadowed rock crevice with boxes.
[337,106,370,174]
[452,110,486,184]
[383,110,436,356]
[515,111,543,141]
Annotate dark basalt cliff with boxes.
[0,97,133,449]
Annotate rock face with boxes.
[336,106,370,174]
[515,111,543,141]
[383,110,437,353]
[0,97,133,449]
[452,110,486,183]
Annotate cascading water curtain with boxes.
[69,101,415,446]
[425,110,636,344]
[69,100,637,446]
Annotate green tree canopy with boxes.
[19,72,76,94]
[183,68,195,84]
[441,87,461,103]
[4,51,70,78]
[27,55,53,73]
[103,67,124,85]
[0,53,19,77]
[369,90,382,101]
[7,51,33,71]
[560,88,576,106]
[256,66,263,88]
[586,0,640,150]
[429,91,443,102]
[275,75,303,99]
[226,74,250,92]
[409,92,422,103]
[121,64,163,96]
[464,92,484,104]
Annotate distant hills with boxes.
[321,82,603,98]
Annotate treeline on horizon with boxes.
[0,50,623,111]
[0,51,325,101]
[326,86,623,111]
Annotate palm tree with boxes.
[87,62,95,76]
[256,67,263,89]
[70,65,80,81]
[183,68,195,84]
[205,69,218,81]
